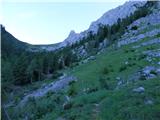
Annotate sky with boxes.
[1,0,126,45]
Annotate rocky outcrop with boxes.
[98,39,109,50]
[61,30,81,46]
[118,29,160,47]
[74,45,88,59]
[19,75,77,106]
[143,49,160,58]
[133,38,160,49]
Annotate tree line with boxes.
[2,48,78,90]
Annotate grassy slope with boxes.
[8,24,160,120]
[40,24,160,120]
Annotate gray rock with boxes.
[133,86,145,93]
[116,77,121,81]
[144,99,154,105]
[65,95,70,102]
[125,61,129,65]
[88,56,96,60]
[82,59,88,64]
[75,46,88,59]
[98,39,109,50]
[156,68,160,75]
[19,76,77,106]
[142,66,155,75]
[117,81,123,86]
[118,29,160,47]
[146,57,152,62]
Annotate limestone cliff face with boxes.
[61,1,147,47]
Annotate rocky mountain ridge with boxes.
[28,1,148,52]
[61,1,147,47]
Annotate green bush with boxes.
[102,67,110,74]
[67,84,77,96]
[119,65,127,72]
[150,70,157,75]
[99,76,109,90]
[131,25,138,30]
[137,54,146,60]
[139,74,146,80]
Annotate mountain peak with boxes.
[69,30,76,36]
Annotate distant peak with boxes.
[69,30,76,36]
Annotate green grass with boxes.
[99,77,160,120]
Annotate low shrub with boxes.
[99,76,109,90]
[150,70,157,75]
[102,67,110,74]
[67,84,77,96]
[131,25,138,30]
[119,65,127,72]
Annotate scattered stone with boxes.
[94,103,99,107]
[82,59,88,64]
[65,95,70,101]
[81,56,96,64]
[116,77,121,81]
[142,66,155,75]
[133,86,145,93]
[125,61,129,65]
[143,49,160,58]
[146,57,152,62]
[117,81,123,86]
[118,29,160,47]
[156,68,160,75]
[116,77,124,86]
[88,56,96,60]
[144,99,154,105]
[139,66,158,80]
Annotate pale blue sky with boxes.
[1,1,126,44]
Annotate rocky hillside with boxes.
[2,1,160,120]
[61,1,147,46]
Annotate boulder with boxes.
[156,68,160,75]
[133,86,145,93]
[63,102,72,110]
[144,99,154,105]
[142,66,155,75]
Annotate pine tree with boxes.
[13,54,29,85]
[26,59,37,83]
[1,59,14,89]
